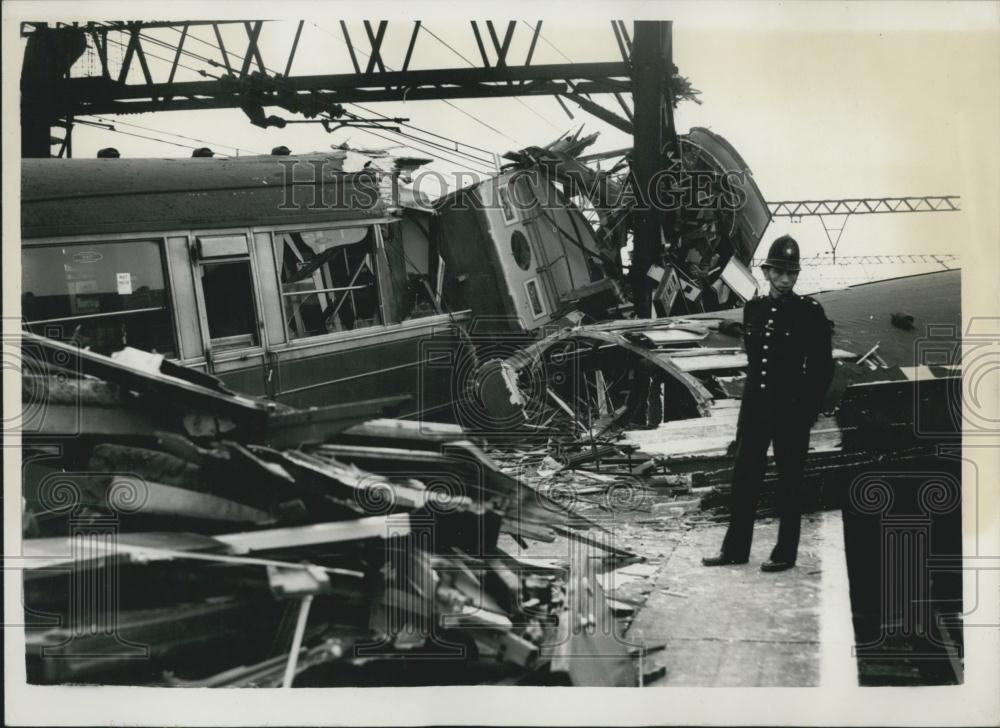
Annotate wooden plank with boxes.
[21,333,271,427]
[113,476,271,523]
[667,352,747,372]
[342,417,465,442]
[665,347,859,373]
[709,399,742,411]
[264,395,410,447]
[21,531,228,571]
[440,604,513,631]
[217,515,406,553]
[626,328,709,345]
[625,414,842,459]
[26,403,163,437]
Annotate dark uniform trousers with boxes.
[722,398,813,562]
[720,291,834,563]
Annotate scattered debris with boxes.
[21,335,640,687]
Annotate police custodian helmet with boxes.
[762,235,801,272]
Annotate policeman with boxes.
[703,235,834,572]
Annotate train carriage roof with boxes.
[22,154,387,239]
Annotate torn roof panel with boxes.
[684,269,961,368]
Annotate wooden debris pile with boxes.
[19,333,638,687]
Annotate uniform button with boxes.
[767,318,774,323]
[770,307,777,312]
[765,331,771,337]
[761,369,767,375]
[763,344,769,350]
[762,358,768,363]
[760,383,766,389]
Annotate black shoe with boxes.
[760,559,796,572]
[702,553,749,566]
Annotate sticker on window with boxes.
[73,250,103,264]
[21,240,176,357]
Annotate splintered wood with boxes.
[20,336,639,687]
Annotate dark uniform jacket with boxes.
[739,291,835,427]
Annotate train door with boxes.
[189,230,272,397]
[487,174,556,329]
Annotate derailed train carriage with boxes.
[21,154,471,420]
[20,126,773,422]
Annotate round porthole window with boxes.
[511,230,532,271]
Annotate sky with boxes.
[15,5,1000,290]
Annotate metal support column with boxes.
[629,21,676,318]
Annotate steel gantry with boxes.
[766,196,962,262]
[19,20,642,157]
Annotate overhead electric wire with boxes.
[340,121,494,176]
[313,20,520,145]
[82,30,273,156]
[155,19,501,169]
[346,102,496,157]
[519,20,574,63]
[165,22,263,67]
[419,23,563,136]
[309,21,515,154]
[519,18,633,136]
[342,106,495,166]
[304,23,505,170]
[99,33,222,81]
[89,22,500,173]
[82,114,267,156]
[150,21,506,168]
[338,107,496,168]
[390,131,495,167]
[333,111,494,173]
[93,30,236,131]
[95,23,225,79]
[79,124,238,155]
[102,21,257,78]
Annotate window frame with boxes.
[523,277,547,319]
[189,227,268,362]
[267,221,390,345]
[21,234,180,359]
[498,182,519,226]
[20,220,467,368]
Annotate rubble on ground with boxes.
[20,333,645,687]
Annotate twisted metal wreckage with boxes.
[19,122,963,686]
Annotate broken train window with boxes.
[22,240,176,357]
[380,222,440,322]
[275,227,382,339]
